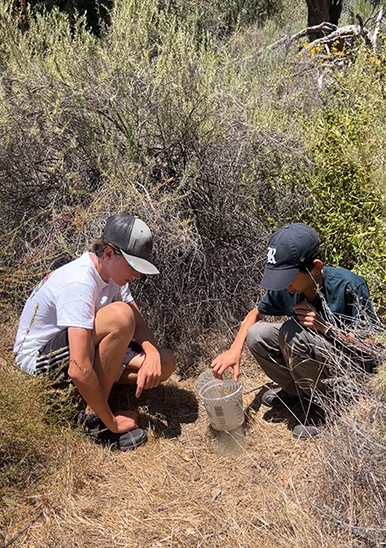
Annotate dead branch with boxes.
[245,14,385,63]
[265,22,337,51]
[372,6,384,53]
[307,502,386,545]
[1,508,44,548]
[302,24,371,50]
[243,22,337,60]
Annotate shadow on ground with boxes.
[109,382,199,439]
[246,384,305,433]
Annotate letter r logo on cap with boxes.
[267,247,276,264]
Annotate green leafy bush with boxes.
[301,47,386,311]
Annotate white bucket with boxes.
[195,370,216,393]
[199,379,244,432]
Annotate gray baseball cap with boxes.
[103,214,159,275]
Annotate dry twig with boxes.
[1,508,44,548]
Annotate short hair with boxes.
[298,253,322,272]
[92,236,122,258]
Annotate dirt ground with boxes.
[1,351,346,548]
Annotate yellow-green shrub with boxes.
[301,47,386,313]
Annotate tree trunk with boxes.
[306,0,343,41]
[329,0,343,26]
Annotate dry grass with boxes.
[2,296,386,548]
[1,339,372,548]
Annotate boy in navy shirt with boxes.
[211,223,380,439]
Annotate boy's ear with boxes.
[311,259,323,274]
[103,246,115,260]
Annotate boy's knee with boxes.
[160,348,176,381]
[279,319,323,366]
[246,322,274,358]
[101,301,136,331]
[278,318,304,352]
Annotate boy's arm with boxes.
[211,307,265,380]
[294,301,383,358]
[128,301,162,397]
[67,327,137,433]
[129,300,158,347]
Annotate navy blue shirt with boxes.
[258,266,378,329]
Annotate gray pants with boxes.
[246,319,332,396]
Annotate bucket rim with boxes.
[200,382,242,402]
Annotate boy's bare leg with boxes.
[117,348,176,386]
[92,301,136,399]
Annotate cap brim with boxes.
[121,251,160,275]
[260,266,299,291]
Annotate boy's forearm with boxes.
[230,308,264,354]
[129,302,158,349]
[69,359,116,429]
[135,326,158,349]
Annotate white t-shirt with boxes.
[14,252,133,374]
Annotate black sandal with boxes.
[100,427,148,451]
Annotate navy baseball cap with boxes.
[103,214,159,275]
[260,223,320,290]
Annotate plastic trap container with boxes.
[199,378,244,432]
[195,369,216,393]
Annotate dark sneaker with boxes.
[100,427,148,451]
[292,423,325,439]
[261,387,300,408]
[292,404,326,440]
[78,411,103,441]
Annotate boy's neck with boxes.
[89,252,109,283]
[303,272,324,302]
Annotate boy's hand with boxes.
[211,350,241,381]
[293,301,327,333]
[135,351,162,398]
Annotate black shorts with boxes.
[35,329,70,375]
[35,329,143,378]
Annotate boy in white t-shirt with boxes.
[14,214,175,451]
